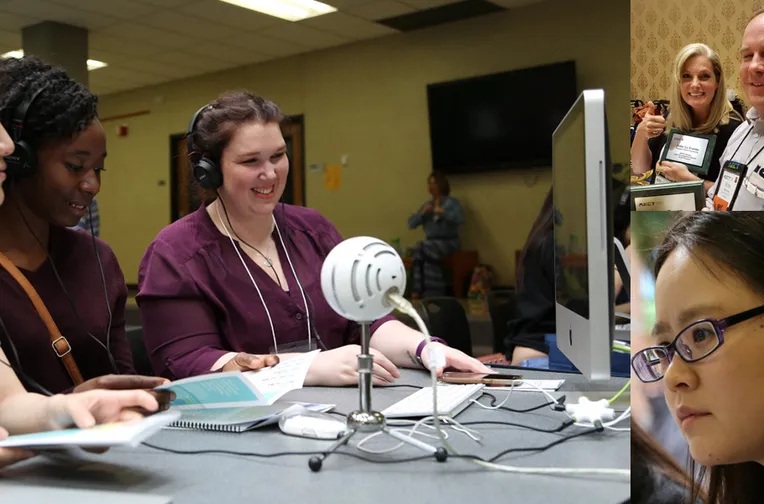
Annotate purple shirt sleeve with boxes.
[137,239,230,379]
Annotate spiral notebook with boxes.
[167,402,335,433]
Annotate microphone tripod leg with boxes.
[309,429,355,472]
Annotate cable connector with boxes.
[425,344,446,371]
[565,397,614,428]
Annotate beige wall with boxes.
[98,0,628,286]
[631,0,761,104]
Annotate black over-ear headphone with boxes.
[186,104,223,190]
[4,84,48,179]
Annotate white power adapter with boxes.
[565,397,615,428]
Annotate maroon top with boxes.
[0,228,134,394]
[137,204,395,380]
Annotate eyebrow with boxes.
[237,146,287,158]
[69,150,107,158]
[652,304,725,339]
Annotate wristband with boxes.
[415,337,447,368]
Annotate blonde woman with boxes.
[631,43,743,193]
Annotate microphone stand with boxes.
[308,322,446,472]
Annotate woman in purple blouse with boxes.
[138,91,490,385]
[0,57,169,396]
[0,72,165,469]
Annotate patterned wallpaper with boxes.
[631,0,763,104]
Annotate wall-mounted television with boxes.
[426,61,577,175]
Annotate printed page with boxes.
[243,350,320,404]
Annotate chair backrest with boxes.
[486,289,517,353]
[420,296,472,356]
[125,325,155,376]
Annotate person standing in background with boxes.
[407,171,464,299]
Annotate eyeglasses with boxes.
[631,304,764,383]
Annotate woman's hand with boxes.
[305,345,400,386]
[656,161,696,182]
[420,343,493,377]
[221,353,280,373]
[72,375,176,411]
[636,102,666,139]
[45,389,162,430]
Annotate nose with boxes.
[663,354,699,393]
[751,53,764,74]
[80,169,100,195]
[0,122,14,158]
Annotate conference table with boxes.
[0,367,630,504]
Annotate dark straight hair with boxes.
[654,211,764,504]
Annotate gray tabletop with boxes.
[1,368,630,504]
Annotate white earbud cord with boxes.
[215,200,279,354]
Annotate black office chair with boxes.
[125,325,155,376]
[486,289,517,353]
[420,296,473,356]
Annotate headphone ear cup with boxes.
[193,156,222,190]
[5,139,35,178]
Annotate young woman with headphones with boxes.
[0,79,165,469]
[0,56,173,396]
[137,90,490,385]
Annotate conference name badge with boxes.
[713,161,747,211]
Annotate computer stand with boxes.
[308,323,448,472]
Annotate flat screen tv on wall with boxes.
[426,61,578,174]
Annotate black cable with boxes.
[487,427,602,463]
[87,204,117,375]
[140,423,605,466]
[10,196,119,374]
[477,392,562,413]
[459,419,574,434]
[0,312,55,396]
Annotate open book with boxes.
[156,350,334,432]
[0,411,180,450]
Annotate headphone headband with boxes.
[186,103,222,190]
[4,84,49,177]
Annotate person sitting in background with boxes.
[504,188,630,366]
[407,171,464,299]
[71,199,99,236]
[0,56,169,395]
[0,100,165,469]
[630,43,742,192]
[137,91,490,385]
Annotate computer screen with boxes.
[552,89,613,382]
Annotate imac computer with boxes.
[552,89,629,382]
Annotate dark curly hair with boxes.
[0,56,98,152]
[189,90,283,165]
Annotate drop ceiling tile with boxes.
[343,0,416,20]
[261,22,348,50]
[149,50,223,69]
[323,0,375,9]
[139,10,236,40]
[301,11,398,39]
[224,32,308,58]
[50,0,158,20]
[1,0,115,30]
[89,33,166,57]
[118,57,203,79]
[135,0,197,7]
[398,0,463,8]
[185,42,268,65]
[178,0,284,31]
[100,22,198,49]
